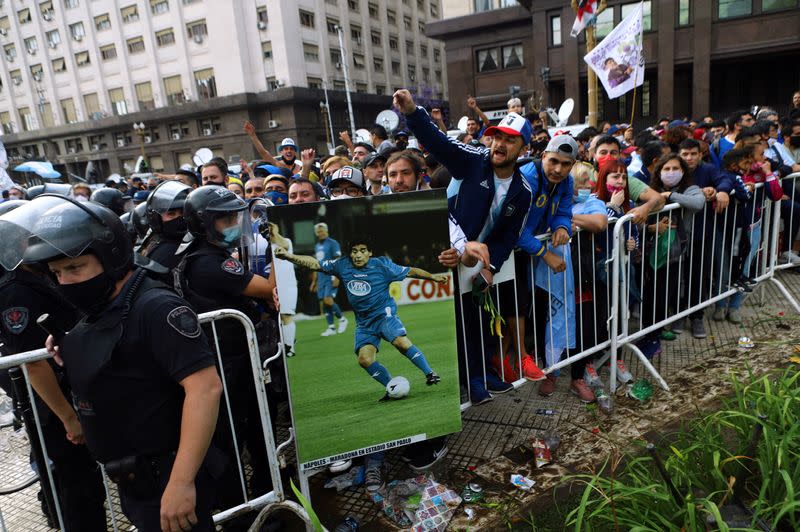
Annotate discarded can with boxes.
[536,408,557,415]
[461,482,484,503]
[738,336,754,349]
[333,516,359,532]
[627,378,654,402]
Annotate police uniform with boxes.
[140,233,183,271]
[0,268,107,531]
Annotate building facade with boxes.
[0,0,447,179]
[427,0,800,127]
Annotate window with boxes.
[64,0,79,8]
[348,0,359,12]
[75,51,90,66]
[435,69,441,81]
[150,0,169,15]
[351,25,361,43]
[718,0,751,18]
[550,15,561,46]
[417,0,425,9]
[24,37,38,54]
[391,60,400,75]
[330,47,342,65]
[356,82,367,93]
[405,40,414,54]
[368,2,378,18]
[476,47,499,72]
[18,9,32,25]
[257,7,268,24]
[0,17,10,34]
[430,2,439,17]
[135,81,154,110]
[353,52,365,69]
[327,17,338,34]
[0,112,11,134]
[41,102,55,128]
[261,41,272,59]
[373,56,383,71]
[303,43,319,62]
[408,65,416,81]
[156,28,175,46]
[10,69,22,85]
[622,2,651,31]
[299,9,315,28]
[163,75,184,104]
[762,0,795,10]
[84,93,101,116]
[30,64,44,80]
[387,9,397,25]
[169,122,190,138]
[404,16,412,30]
[332,80,345,90]
[4,44,16,61]
[434,48,440,62]
[109,87,127,115]
[61,98,77,123]
[418,21,425,33]
[100,44,116,60]
[420,44,428,57]
[149,156,164,171]
[502,44,523,68]
[186,19,207,38]
[389,35,399,50]
[266,77,280,90]
[65,137,84,154]
[307,76,323,89]
[69,22,85,41]
[127,37,145,54]
[52,57,67,72]
[46,30,61,47]
[194,68,216,99]
[422,66,430,82]
[95,14,111,31]
[595,8,614,38]
[121,4,139,23]
[40,1,54,19]
[20,107,34,131]
[375,84,385,95]
[371,30,381,45]
[678,0,690,25]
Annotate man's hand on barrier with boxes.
[473,268,493,292]
[393,89,417,115]
[551,227,570,247]
[63,413,85,445]
[432,273,449,284]
[715,191,730,213]
[273,246,288,259]
[462,241,490,268]
[628,205,650,225]
[45,334,63,366]
[438,248,459,268]
[702,186,716,200]
[160,480,198,532]
[543,250,566,273]
[653,217,670,234]
[626,238,636,251]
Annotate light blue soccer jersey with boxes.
[315,237,341,263]
[320,256,410,324]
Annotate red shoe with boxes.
[491,354,519,383]
[521,355,546,382]
[538,374,557,396]
[570,379,596,403]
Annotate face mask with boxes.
[574,189,591,203]
[790,135,800,147]
[661,169,683,187]
[220,225,242,246]
[596,154,617,170]
[330,194,349,200]
[74,194,89,202]
[161,217,187,239]
[265,191,288,205]
[606,183,624,194]
[57,271,116,316]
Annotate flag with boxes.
[583,2,644,99]
[571,0,599,37]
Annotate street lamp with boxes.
[132,122,148,172]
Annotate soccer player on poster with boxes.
[312,223,348,336]
[275,237,447,400]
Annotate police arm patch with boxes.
[166,306,202,339]
[2,307,29,335]
[221,258,244,275]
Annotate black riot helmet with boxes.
[0,194,133,280]
[184,185,248,247]
[131,202,150,240]
[90,187,133,216]
[119,211,137,244]
[146,180,191,236]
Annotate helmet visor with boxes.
[147,181,191,214]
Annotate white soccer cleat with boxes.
[321,327,336,337]
[337,316,348,333]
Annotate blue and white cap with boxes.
[279,137,298,150]
[483,112,532,145]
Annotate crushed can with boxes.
[738,336,754,349]
[461,482,484,503]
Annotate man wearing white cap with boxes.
[277,137,302,175]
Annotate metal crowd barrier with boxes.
[0,309,311,531]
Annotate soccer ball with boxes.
[386,376,410,399]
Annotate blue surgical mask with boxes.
[574,189,591,203]
[265,191,288,205]
[221,225,242,246]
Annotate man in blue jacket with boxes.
[394,89,533,403]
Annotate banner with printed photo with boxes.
[267,190,461,470]
[583,1,644,100]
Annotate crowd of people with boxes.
[0,88,799,531]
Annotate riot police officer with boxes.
[0,194,222,532]
[90,187,133,216]
[139,180,192,271]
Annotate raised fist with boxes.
[301,148,316,162]
[393,89,416,115]
[467,96,478,109]
[243,120,256,135]
[431,108,443,121]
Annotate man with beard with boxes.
[276,138,302,175]
[395,88,534,402]
[386,151,426,193]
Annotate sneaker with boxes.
[712,307,727,321]
[329,459,352,473]
[727,308,742,324]
[583,363,603,389]
[485,373,513,394]
[491,354,519,382]
[614,359,633,384]
[570,379,596,403]
[691,318,707,339]
[337,316,349,333]
[469,378,493,405]
[321,326,336,337]
[672,320,684,334]
[408,440,448,472]
[425,371,441,385]
[521,355,546,381]
[538,374,557,397]
[364,466,383,493]
[780,250,800,264]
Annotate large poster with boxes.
[583,2,644,100]
[268,190,462,470]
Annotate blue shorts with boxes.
[316,276,338,299]
[354,315,407,354]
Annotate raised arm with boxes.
[339,131,355,156]
[408,267,448,284]
[274,247,322,271]
[243,121,279,165]
[467,96,490,128]
[430,108,447,133]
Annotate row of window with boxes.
[475,43,523,73]
[320,0,438,16]
[304,77,442,98]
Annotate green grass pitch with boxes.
[285,299,462,466]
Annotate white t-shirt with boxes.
[478,174,512,242]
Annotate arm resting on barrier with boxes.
[572,213,608,233]
[629,186,666,224]
[274,249,322,271]
[161,365,222,532]
[26,360,84,444]
[407,267,448,284]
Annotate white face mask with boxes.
[74,194,89,202]
[661,169,683,187]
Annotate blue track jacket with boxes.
[515,160,574,257]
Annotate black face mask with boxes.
[530,140,548,153]
[790,135,800,147]
[160,217,187,239]
[57,271,116,316]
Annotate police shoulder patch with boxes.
[221,258,244,275]
[2,307,29,335]
[166,306,202,339]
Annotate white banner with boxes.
[583,2,644,100]
[391,272,455,305]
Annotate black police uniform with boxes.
[60,268,218,531]
[140,234,184,271]
[0,268,107,531]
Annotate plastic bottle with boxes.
[334,516,359,532]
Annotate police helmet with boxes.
[90,187,133,216]
[146,180,191,234]
[0,199,27,217]
[0,195,133,280]
[131,202,150,240]
[25,182,73,200]
[184,185,247,242]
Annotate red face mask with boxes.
[596,154,618,171]
[606,183,625,194]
